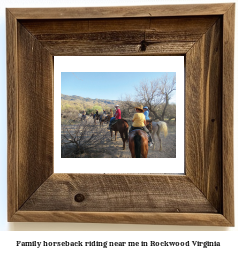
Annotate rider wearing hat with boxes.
[114,105,121,119]
[143,106,150,120]
[129,105,153,146]
[108,105,121,130]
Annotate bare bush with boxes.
[120,73,176,121]
[61,119,109,157]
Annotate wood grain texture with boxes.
[11,211,232,226]
[20,174,217,213]
[19,17,218,56]
[186,18,222,212]
[20,16,218,34]
[18,23,54,208]
[222,4,235,226]
[6,9,18,221]
[8,4,233,19]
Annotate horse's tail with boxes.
[159,121,168,137]
[134,133,141,158]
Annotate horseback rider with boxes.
[108,105,121,130]
[109,108,113,117]
[129,105,153,147]
[101,109,107,120]
[143,106,150,120]
[94,109,99,118]
[143,106,152,132]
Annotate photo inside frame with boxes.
[54,56,184,174]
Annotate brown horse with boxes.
[110,119,129,150]
[129,129,148,158]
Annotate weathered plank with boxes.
[222,4,235,226]
[20,174,217,213]
[20,16,218,34]
[6,9,19,221]
[8,4,233,19]
[186,18,223,212]
[18,23,54,208]
[12,211,232,226]
[19,17,219,56]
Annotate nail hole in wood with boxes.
[211,119,215,122]
[74,193,85,202]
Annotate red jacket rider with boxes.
[114,105,121,119]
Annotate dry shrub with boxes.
[61,119,108,157]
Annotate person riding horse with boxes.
[143,106,152,132]
[108,105,121,130]
[93,109,100,120]
[143,106,150,120]
[109,109,113,118]
[81,110,87,121]
[129,105,153,147]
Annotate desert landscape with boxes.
[61,116,176,158]
[61,73,177,158]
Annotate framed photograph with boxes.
[55,56,184,174]
[7,3,234,225]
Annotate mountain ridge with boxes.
[61,94,121,106]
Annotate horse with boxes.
[129,129,148,158]
[99,113,109,127]
[93,114,100,125]
[145,120,153,132]
[151,121,168,151]
[110,119,129,150]
[81,114,88,122]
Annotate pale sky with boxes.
[61,72,176,103]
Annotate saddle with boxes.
[111,119,118,126]
[130,126,146,133]
[111,118,127,126]
[146,120,152,132]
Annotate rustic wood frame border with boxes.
[7,4,234,226]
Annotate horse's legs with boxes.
[152,128,156,150]
[123,140,126,150]
[115,131,117,141]
[119,131,126,150]
[110,130,113,140]
[157,127,162,151]
[129,139,136,158]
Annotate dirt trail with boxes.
[66,120,176,158]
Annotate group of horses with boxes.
[93,113,168,158]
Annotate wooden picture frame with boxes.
[7,3,234,226]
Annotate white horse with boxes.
[151,121,168,151]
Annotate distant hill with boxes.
[61,94,121,109]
